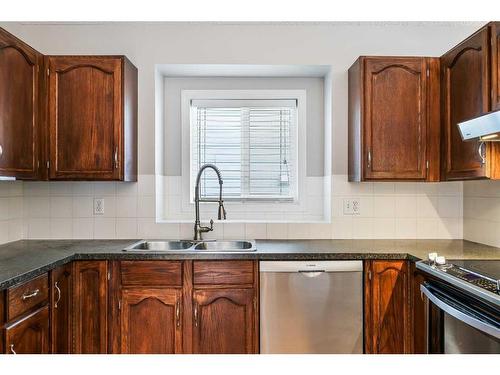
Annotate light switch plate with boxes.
[343,198,360,215]
[94,198,104,215]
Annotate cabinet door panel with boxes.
[441,27,490,180]
[192,288,256,354]
[48,57,121,180]
[492,22,500,111]
[121,289,182,354]
[51,264,72,354]
[73,261,108,354]
[365,260,410,354]
[364,58,427,180]
[5,306,49,354]
[0,28,41,179]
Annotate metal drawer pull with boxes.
[176,301,181,327]
[10,344,16,354]
[0,144,3,157]
[22,289,40,300]
[478,142,486,165]
[54,282,61,308]
[114,147,118,169]
[194,304,198,327]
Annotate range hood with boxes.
[458,110,500,141]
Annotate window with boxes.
[190,98,298,202]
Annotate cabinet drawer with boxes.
[121,261,183,287]
[7,273,49,321]
[193,261,255,286]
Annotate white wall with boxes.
[0,22,483,241]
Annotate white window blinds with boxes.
[191,99,297,201]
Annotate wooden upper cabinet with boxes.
[348,56,440,181]
[441,26,492,180]
[364,260,411,354]
[4,306,49,354]
[492,22,500,111]
[0,27,42,179]
[121,289,183,354]
[73,260,108,354]
[192,288,257,354]
[47,55,137,181]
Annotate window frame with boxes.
[181,89,307,214]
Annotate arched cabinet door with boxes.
[364,260,411,354]
[441,26,491,180]
[47,56,122,180]
[120,289,183,354]
[363,57,428,180]
[192,288,257,354]
[0,27,42,179]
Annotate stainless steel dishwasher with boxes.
[260,261,363,353]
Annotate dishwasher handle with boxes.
[298,270,325,278]
[260,261,363,273]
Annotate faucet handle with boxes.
[209,219,214,230]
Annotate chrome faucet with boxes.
[194,164,226,240]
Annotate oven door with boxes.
[421,282,500,354]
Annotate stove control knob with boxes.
[435,256,446,266]
[428,252,438,262]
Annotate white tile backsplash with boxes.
[1,174,466,242]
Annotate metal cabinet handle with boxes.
[0,144,3,158]
[176,301,181,327]
[367,150,372,169]
[54,282,61,308]
[114,147,118,169]
[194,304,198,327]
[10,344,16,354]
[22,289,40,300]
[478,142,486,165]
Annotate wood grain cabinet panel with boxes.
[348,56,440,181]
[47,56,137,181]
[441,26,492,180]
[492,22,500,111]
[192,288,257,354]
[7,273,49,321]
[73,261,108,354]
[120,289,183,354]
[4,306,49,354]
[50,264,72,354]
[0,27,42,179]
[364,260,411,354]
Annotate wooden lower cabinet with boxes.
[192,288,257,354]
[73,260,108,354]
[364,260,411,354]
[50,264,72,354]
[120,289,183,354]
[4,306,49,354]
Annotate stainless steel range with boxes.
[417,256,500,354]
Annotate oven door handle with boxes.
[420,284,500,339]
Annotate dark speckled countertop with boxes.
[1,239,499,290]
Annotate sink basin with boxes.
[123,240,256,252]
[124,240,194,251]
[194,240,255,252]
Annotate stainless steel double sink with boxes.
[123,240,256,253]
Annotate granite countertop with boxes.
[1,238,499,290]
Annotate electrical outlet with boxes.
[343,198,360,215]
[94,198,105,215]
